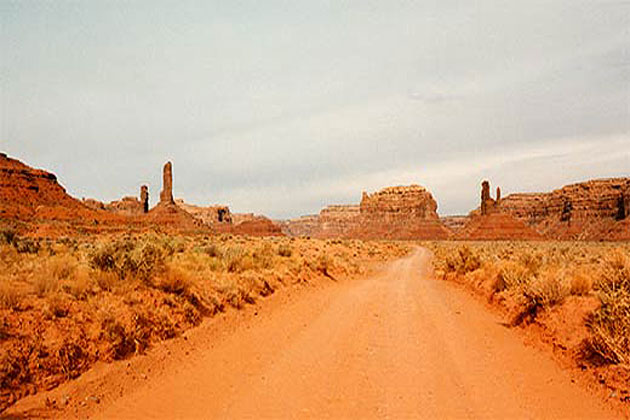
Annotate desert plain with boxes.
[0,152,628,418]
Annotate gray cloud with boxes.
[1,1,628,218]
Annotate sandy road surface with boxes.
[95,248,615,419]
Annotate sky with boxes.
[1,1,629,219]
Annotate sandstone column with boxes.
[160,161,174,204]
[481,181,491,215]
[140,185,149,213]
[496,187,501,203]
[616,194,626,221]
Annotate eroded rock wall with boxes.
[175,200,232,226]
[498,178,630,239]
[319,205,361,238]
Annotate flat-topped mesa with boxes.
[360,184,439,220]
[356,184,450,240]
[159,161,174,205]
[499,178,630,223]
[497,177,630,240]
[140,185,149,213]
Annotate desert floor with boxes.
[6,247,622,419]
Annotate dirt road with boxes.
[94,248,615,419]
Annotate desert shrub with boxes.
[445,246,482,275]
[32,271,59,297]
[89,238,167,282]
[0,280,21,310]
[315,254,334,278]
[222,246,254,273]
[63,266,93,300]
[588,250,630,364]
[0,228,16,246]
[203,243,222,258]
[569,270,593,296]
[278,244,292,257]
[252,243,274,269]
[44,293,70,318]
[518,251,543,276]
[494,261,532,292]
[47,254,77,280]
[156,264,191,295]
[14,238,40,254]
[94,271,118,292]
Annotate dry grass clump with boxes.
[0,231,407,410]
[425,240,630,365]
[588,249,630,364]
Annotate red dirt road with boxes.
[90,248,616,419]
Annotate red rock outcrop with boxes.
[140,185,149,213]
[147,162,205,230]
[459,181,545,240]
[276,215,320,237]
[159,162,174,205]
[175,199,232,226]
[281,185,451,240]
[458,212,544,240]
[361,187,450,239]
[498,178,630,240]
[82,198,106,211]
[229,216,284,237]
[352,185,451,240]
[0,153,105,223]
[441,216,469,233]
[106,196,144,216]
[456,181,542,240]
[318,205,361,238]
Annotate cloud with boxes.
[1,1,628,219]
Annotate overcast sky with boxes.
[1,1,629,218]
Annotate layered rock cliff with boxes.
[175,200,232,226]
[280,184,451,240]
[498,178,630,240]
[354,185,450,239]
[0,153,102,222]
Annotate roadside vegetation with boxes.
[0,230,407,411]
[425,241,630,369]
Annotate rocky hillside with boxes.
[0,153,106,223]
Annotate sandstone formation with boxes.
[440,216,469,233]
[319,205,361,238]
[280,184,451,240]
[354,185,450,240]
[230,215,284,237]
[147,161,205,230]
[0,153,98,221]
[159,162,174,204]
[458,181,543,240]
[276,215,320,237]
[175,199,232,226]
[82,198,106,211]
[106,196,144,216]
[458,212,544,240]
[497,178,630,240]
[141,185,149,213]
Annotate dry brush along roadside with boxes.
[0,230,408,412]
[424,241,630,407]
